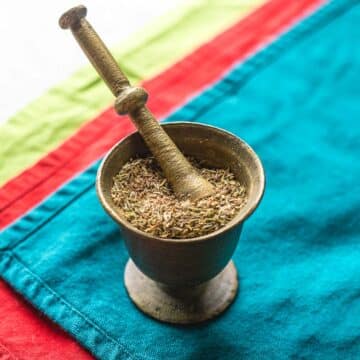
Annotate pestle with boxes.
[59,5,214,201]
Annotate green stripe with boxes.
[0,0,263,186]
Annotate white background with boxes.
[0,1,185,124]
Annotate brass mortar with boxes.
[97,122,265,324]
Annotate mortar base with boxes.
[124,259,238,324]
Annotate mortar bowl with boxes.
[97,122,265,324]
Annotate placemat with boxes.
[2,1,359,359]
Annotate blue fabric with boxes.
[1,1,360,359]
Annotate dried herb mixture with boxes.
[111,157,247,239]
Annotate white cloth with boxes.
[0,0,183,123]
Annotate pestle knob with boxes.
[59,5,214,201]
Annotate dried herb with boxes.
[111,157,247,239]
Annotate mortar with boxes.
[60,5,265,324]
[97,122,265,324]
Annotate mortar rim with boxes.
[96,122,265,243]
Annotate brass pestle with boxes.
[59,5,214,201]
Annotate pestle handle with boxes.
[59,5,130,97]
[59,5,214,200]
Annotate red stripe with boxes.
[0,342,17,360]
[0,281,92,359]
[0,0,324,230]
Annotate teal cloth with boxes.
[1,1,360,359]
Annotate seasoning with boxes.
[111,157,247,239]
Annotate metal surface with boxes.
[97,122,265,323]
[59,5,214,201]
[125,259,238,324]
